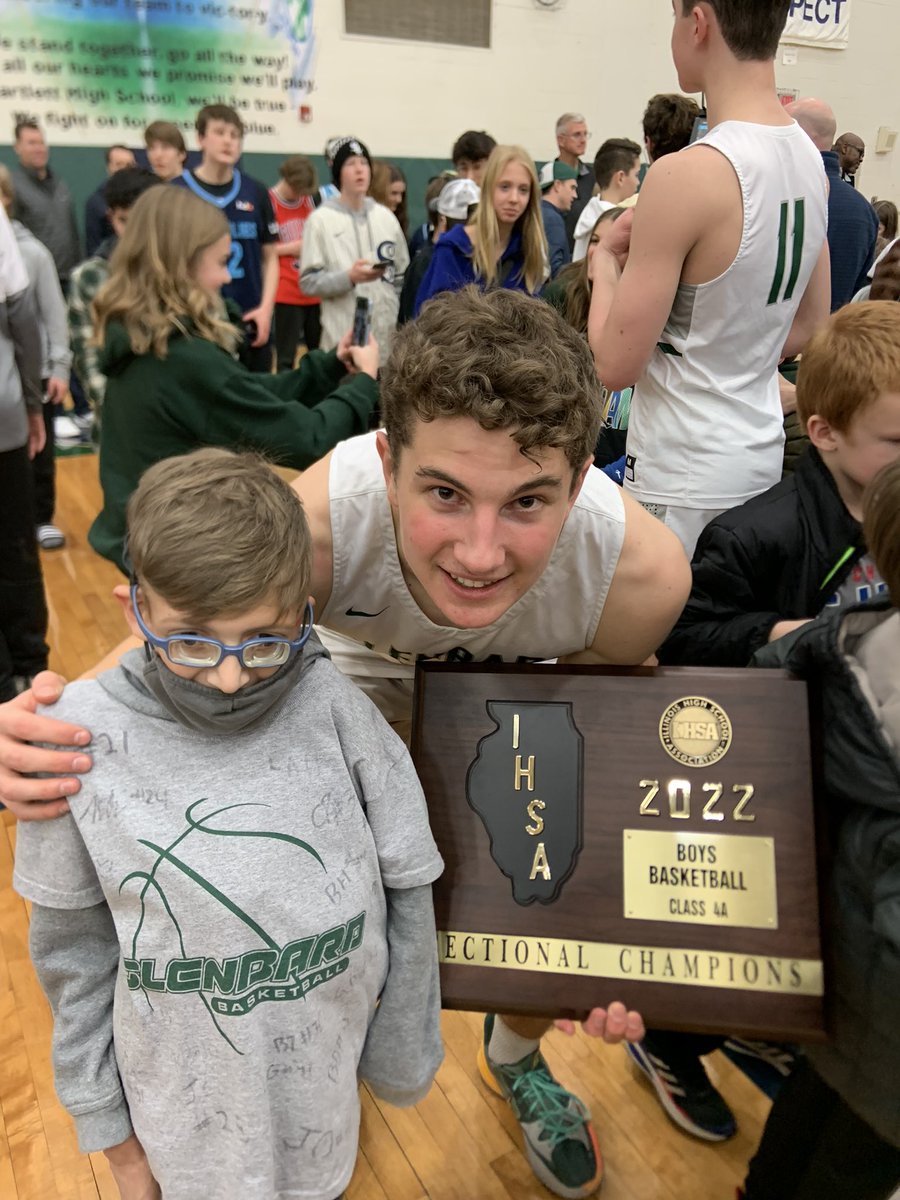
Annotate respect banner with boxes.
[782,0,851,49]
[0,0,316,149]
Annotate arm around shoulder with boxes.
[290,451,335,614]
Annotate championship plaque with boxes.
[411,665,825,1040]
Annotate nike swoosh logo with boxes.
[345,606,388,618]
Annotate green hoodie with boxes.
[89,319,378,572]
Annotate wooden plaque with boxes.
[411,664,825,1040]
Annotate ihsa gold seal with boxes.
[659,697,732,768]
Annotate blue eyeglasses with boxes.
[130,585,314,669]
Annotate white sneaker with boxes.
[54,414,82,441]
[36,523,66,549]
[72,412,94,432]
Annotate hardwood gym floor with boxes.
[0,454,771,1199]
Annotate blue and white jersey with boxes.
[172,169,278,315]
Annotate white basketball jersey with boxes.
[318,432,626,669]
[625,120,828,510]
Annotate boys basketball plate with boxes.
[411,664,825,1040]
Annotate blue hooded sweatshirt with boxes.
[413,225,529,315]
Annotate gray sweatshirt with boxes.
[13,220,72,381]
[0,281,43,453]
[15,641,444,1200]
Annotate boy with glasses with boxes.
[13,448,443,1200]
[4,288,686,1200]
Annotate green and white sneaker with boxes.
[477,1015,603,1198]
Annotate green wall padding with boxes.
[0,145,451,246]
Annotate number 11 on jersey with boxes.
[768,198,806,305]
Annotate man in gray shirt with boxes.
[11,119,81,288]
[11,119,91,430]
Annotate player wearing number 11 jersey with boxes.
[587,0,831,1148]
[589,0,829,556]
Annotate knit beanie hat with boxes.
[331,137,373,187]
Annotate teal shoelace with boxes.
[506,1060,590,1147]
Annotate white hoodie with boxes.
[300,197,410,361]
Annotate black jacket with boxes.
[84,184,113,258]
[754,603,900,1146]
[398,241,434,325]
[659,448,863,666]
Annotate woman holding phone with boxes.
[88,185,378,574]
[414,145,548,314]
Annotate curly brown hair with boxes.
[642,94,701,161]
[381,287,604,473]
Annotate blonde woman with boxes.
[414,144,548,314]
[88,185,378,573]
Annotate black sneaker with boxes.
[626,1035,737,1141]
[722,1037,797,1100]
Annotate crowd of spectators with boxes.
[1,14,900,1195]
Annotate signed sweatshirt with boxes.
[15,640,443,1200]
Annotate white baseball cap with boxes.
[436,178,481,219]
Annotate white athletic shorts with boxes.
[637,502,725,558]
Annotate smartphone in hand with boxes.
[352,296,372,346]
